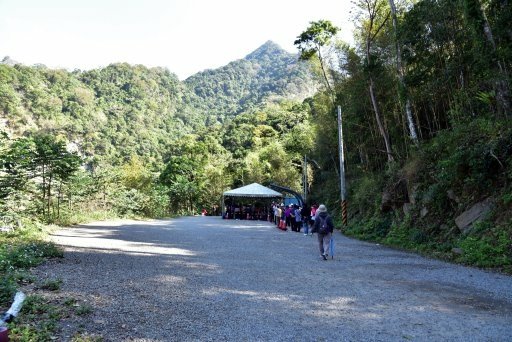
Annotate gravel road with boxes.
[33,216,512,341]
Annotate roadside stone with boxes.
[451,248,463,255]
[403,203,412,215]
[455,197,495,234]
[409,184,420,205]
[447,189,460,203]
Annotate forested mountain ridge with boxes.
[185,40,319,124]
[0,40,315,224]
[0,41,314,164]
[0,62,202,165]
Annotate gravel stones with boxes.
[32,217,512,341]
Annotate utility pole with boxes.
[337,106,348,227]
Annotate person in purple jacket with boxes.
[311,204,334,260]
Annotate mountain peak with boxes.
[1,56,19,66]
[244,41,291,61]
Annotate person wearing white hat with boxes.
[311,204,334,260]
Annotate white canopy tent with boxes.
[222,183,282,219]
[223,183,283,198]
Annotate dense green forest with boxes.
[1,0,511,285]
[0,39,317,222]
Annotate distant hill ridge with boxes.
[184,40,318,123]
[0,41,317,161]
[244,40,293,61]
[2,40,318,124]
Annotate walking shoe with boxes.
[322,254,327,260]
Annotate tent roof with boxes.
[223,183,283,198]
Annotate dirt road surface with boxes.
[33,216,512,341]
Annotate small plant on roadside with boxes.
[64,297,78,307]
[75,303,93,316]
[13,271,36,285]
[72,332,104,342]
[8,294,61,341]
[40,279,63,291]
[456,224,512,269]
[0,277,17,304]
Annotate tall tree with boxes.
[31,134,81,220]
[294,20,340,103]
[463,0,511,117]
[388,0,419,145]
[356,0,394,162]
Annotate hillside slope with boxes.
[1,41,316,164]
[184,41,318,124]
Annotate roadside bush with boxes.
[350,174,383,219]
[457,224,512,269]
[0,225,63,309]
[345,213,393,241]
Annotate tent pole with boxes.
[222,196,225,218]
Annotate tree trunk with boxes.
[369,77,394,162]
[388,0,420,144]
[364,0,394,162]
[48,174,53,219]
[317,47,335,105]
[57,181,62,219]
[474,0,511,116]
[41,164,46,217]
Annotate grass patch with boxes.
[6,294,95,341]
[71,333,104,342]
[75,303,93,316]
[40,279,63,292]
[55,209,119,227]
[8,294,61,341]
[0,224,63,305]
[456,226,512,269]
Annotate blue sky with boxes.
[0,0,354,79]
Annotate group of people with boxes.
[271,202,335,260]
[271,203,308,233]
[223,203,271,220]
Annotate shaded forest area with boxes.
[308,0,512,272]
[1,0,511,297]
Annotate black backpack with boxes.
[318,216,329,234]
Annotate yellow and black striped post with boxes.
[341,200,348,227]
[337,106,348,229]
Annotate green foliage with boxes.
[294,20,340,61]
[0,276,16,305]
[74,303,93,316]
[0,223,63,308]
[8,295,61,340]
[1,132,82,222]
[40,279,62,291]
[345,214,394,241]
[71,334,104,342]
[457,225,511,268]
[350,174,384,219]
[185,41,317,123]
[0,241,62,272]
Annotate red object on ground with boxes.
[0,327,8,342]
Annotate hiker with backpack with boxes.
[311,204,334,260]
